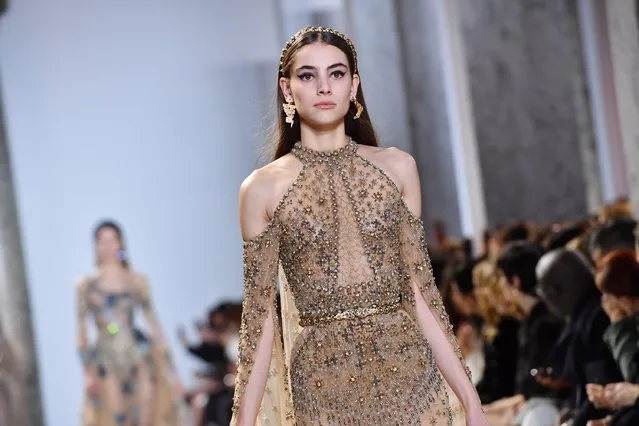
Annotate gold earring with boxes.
[352,97,364,120]
[283,99,296,127]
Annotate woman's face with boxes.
[280,42,359,130]
[96,227,121,265]
[496,274,521,316]
[601,292,633,323]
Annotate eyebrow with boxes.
[295,62,349,72]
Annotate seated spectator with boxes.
[471,251,521,400]
[179,301,243,426]
[450,263,480,321]
[450,264,505,405]
[589,219,637,266]
[537,249,622,426]
[484,242,564,426]
[455,315,501,405]
[595,250,639,383]
[189,363,234,426]
[586,382,639,425]
[178,308,230,366]
[498,242,563,398]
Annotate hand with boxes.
[603,382,639,410]
[586,417,612,426]
[586,383,609,409]
[483,401,520,426]
[483,394,525,413]
[601,295,628,323]
[558,407,572,424]
[535,374,571,391]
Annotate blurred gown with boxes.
[77,274,184,426]
[230,140,468,425]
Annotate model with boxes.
[77,220,183,426]
[231,27,488,425]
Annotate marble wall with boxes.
[458,0,591,226]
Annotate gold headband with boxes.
[279,26,358,74]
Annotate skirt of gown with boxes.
[81,342,184,426]
[289,309,454,425]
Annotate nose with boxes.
[317,75,332,95]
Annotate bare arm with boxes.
[397,152,483,414]
[76,277,94,374]
[231,170,281,426]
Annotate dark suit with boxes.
[551,293,622,426]
[515,302,563,399]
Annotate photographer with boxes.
[178,302,241,426]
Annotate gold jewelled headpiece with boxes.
[279,26,358,74]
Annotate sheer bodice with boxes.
[81,277,143,377]
[232,140,466,425]
[279,141,409,326]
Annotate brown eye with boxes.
[297,73,313,81]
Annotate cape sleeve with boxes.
[397,202,465,362]
[231,222,295,425]
[397,201,469,423]
[136,275,181,385]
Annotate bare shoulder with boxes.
[357,144,418,191]
[239,154,302,240]
[240,154,301,216]
[130,271,149,284]
[75,275,90,293]
[128,272,153,300]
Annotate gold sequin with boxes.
[232,139,466,425]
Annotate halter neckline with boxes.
[291,138,358,162]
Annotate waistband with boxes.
[299,298,401,327]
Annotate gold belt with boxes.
[299,300,401,327]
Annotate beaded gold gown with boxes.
[77,273,184,426]
[232,140,466,425]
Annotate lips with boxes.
[315,102,336,109]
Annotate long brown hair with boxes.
[271,28,379,161]
[94,220,130,269]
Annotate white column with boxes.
[577,0,628,204]
[0,89,44,426]
[434,0,487,249]
[605,0,639,215]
